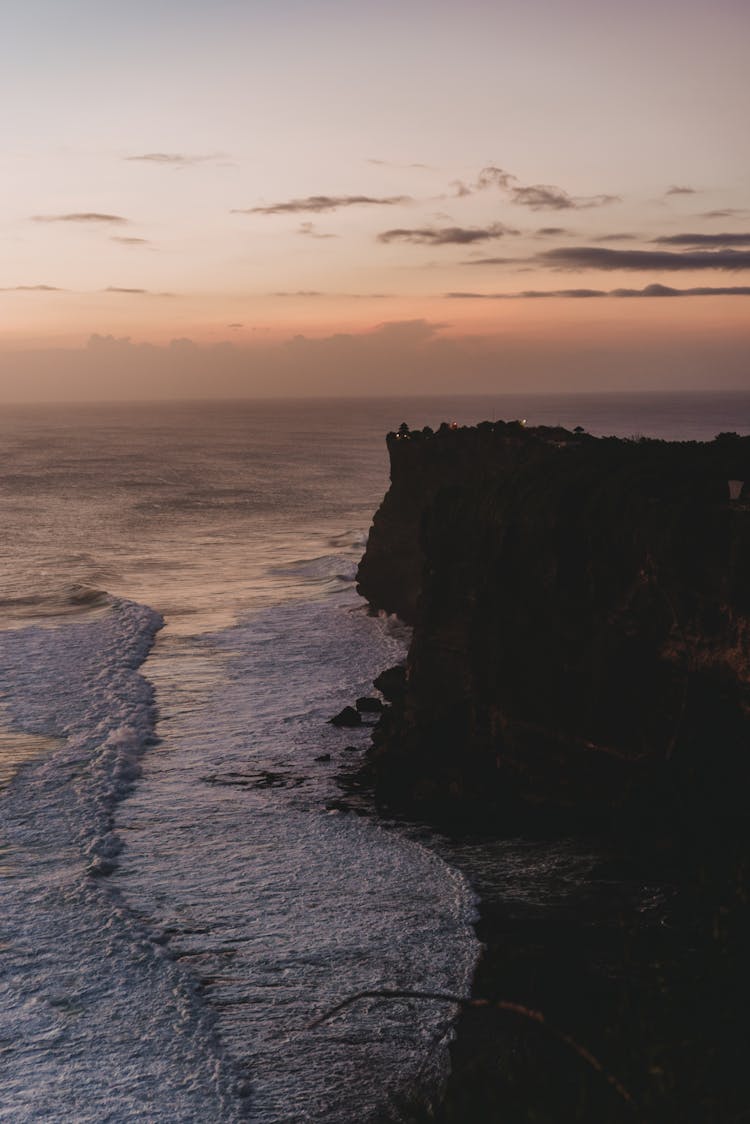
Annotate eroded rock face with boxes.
[357,423,750,832]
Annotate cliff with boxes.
[356,421,750,832]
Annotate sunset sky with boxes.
[2,0,748,399]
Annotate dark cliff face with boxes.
[357,422,750,832]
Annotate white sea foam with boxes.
[0,601,248,1121]
[0,591,479,1122]
[115,591,480,1122]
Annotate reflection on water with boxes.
[0,725,61,790]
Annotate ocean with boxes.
[2,392,749,1122]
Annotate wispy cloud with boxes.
[297,222,337,239]
[469,166,619,211]
[233,194,412,215]
[111,236,150,245]
[446,289,605,299]
[33,212,128,224]
[103,286,175,296]
[446,284,750,299]
[514,185,618,210]
[125,152,221,166]
[0,284,64,292]
[699,209,750,219]
[462,257,515,266]
[271,290,392,299]
[665,185,697,196]
[594,233,640,242]
[377,223,517,245]
[536,227,570,236]
[367,158,434,170]
[474,166,516,191]
[272,290,323,297]
[654,232,750,247]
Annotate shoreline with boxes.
[350,419,750,1121]
[340,784,748,1123]
[436,835,748,1124]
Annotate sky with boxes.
[1,0,748,400]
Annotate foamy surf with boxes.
[0,588,479,1122]
[0,599,247,1121]
[115,591,480,1123]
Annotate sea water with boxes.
[1,393,749,1122]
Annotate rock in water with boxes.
[329,706,362,728]
[356,696,384,713]
[372,666,407,704]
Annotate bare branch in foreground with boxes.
[307,988,640,1115]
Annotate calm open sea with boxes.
[1,392,749,1122]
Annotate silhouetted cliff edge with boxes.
[357,421,750,834]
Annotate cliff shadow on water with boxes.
[354,420,750,1124]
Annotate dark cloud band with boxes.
[468,247,750,271]
[446,284,750,299]
[540,246,750,271]
[654,233,750,248]
[378,223,516,245]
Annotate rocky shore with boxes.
[352,420,750,1123]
